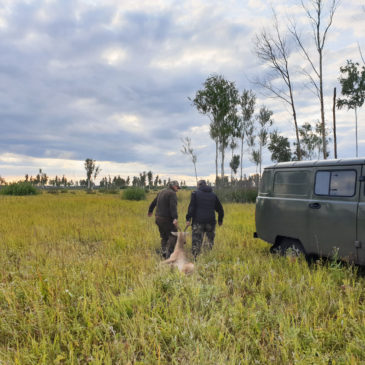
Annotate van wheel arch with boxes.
[270,237,306,257]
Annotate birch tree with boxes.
[237,90,256,181]
[256,107,274,176]
[337,60,365,157]
[191,75,239,181]
[290,0,340,159]
[84,158,100,190]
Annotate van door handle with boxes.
[309,202,321,209]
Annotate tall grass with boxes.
[122,187,146,201]
[0,182,38,195]
[215,187,258,203]
[0,190,364,364]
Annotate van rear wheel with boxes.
[271,238,305,257]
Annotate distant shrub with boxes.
[215,187,257,203]
[243,189,258,203]
[99,188,119,194]
[122,187,146,201]
[0,182,38,196]
[47,189,59,194]
[47,188,67,194]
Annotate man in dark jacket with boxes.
[186,180,224,259]
[148,180,180,259]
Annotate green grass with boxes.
[0,190,364,364]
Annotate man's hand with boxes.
[186,221,191,227]
[148,212,152,217]
[218,221,223,226]
[173,218,178,226]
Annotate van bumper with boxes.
[253,232,258,238]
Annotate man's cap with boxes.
[169,180,181,189]
[197,179,207,187]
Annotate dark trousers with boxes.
[192,223,216,258]
[155,216,177,258]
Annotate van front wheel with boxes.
[271,239,305,257]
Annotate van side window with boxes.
[314,170,356,197]
[273,170,309,196]
[260,170,271,194]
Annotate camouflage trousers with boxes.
[155,216,177,259]
[192,223,216,258]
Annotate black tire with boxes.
[271,238,306,257]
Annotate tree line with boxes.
[0,160,188,190]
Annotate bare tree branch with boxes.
[358,41,365,65]
[181,137,198,183]
[254,9,302,159]
[289,21,320,78]
[301,68,321,98]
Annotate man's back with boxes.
[154,187,178,219]
[187,184,224,224]
[194,185,217,223]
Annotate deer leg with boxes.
[162,257,176,264]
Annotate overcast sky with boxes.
[0,0,364,185]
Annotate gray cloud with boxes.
[0,0,363,182]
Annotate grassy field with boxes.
[0,190,364,364]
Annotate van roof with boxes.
[265,157,365,170]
